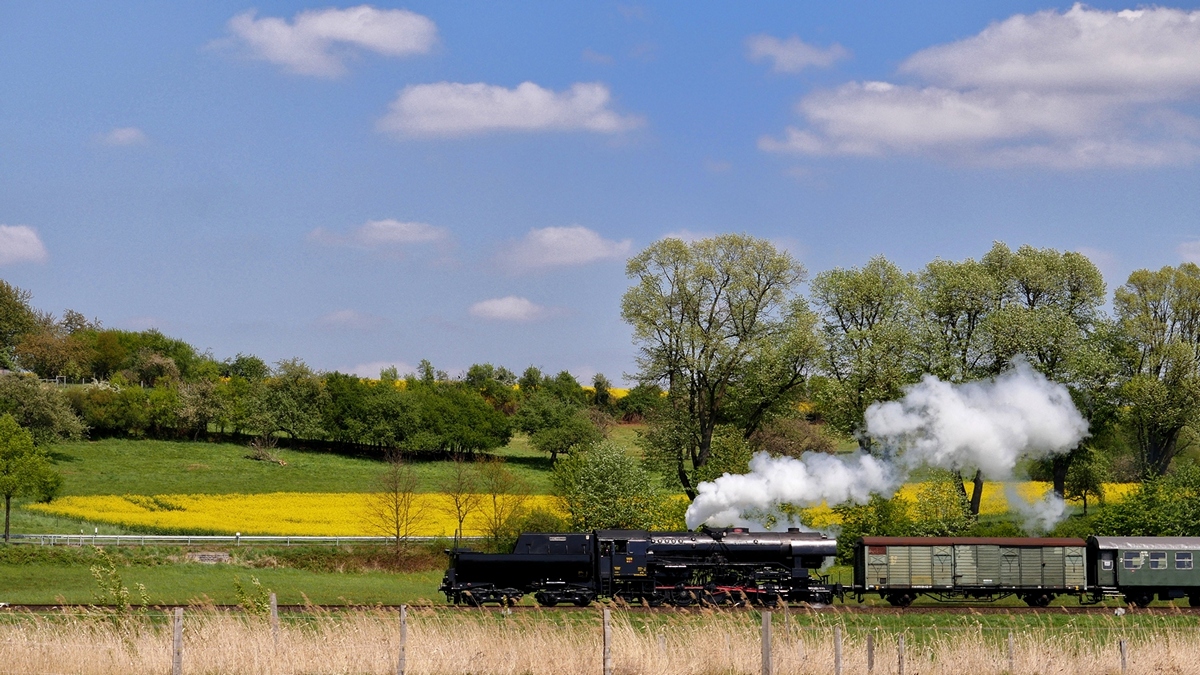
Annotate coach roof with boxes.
[1090,537,1200,550]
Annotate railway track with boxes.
[4,603,1200,615]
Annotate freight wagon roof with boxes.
[1090,537,1200,550]
[859,537,1086,547]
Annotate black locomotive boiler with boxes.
[440,527,838,606]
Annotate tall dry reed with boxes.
[0,607,1193,674]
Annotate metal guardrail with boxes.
[7,534,484,547]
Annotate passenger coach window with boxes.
[1150,552,1167,569]
[1124,551,1143,569]
[1177,552,1194,570]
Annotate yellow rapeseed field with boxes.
[28,493,566,537]
[30,481,1137,536]
[800,481,1136,529]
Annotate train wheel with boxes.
[1189,593,1200,607]
[1023,593,1053,608]
[573,596,593,607]
[1125,592,1154,608]
[886,593,913,608]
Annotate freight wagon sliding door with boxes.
[910,547,933,587]
[889,547,911,586]
[867,547,888,587]
[977,546,1000,586]
[1020,548,1043,587]
[954,545,978,585]
[1043,547,1065,588]
[1065,547,1086,588]
[1000,548,1021,587]
[932,546,954,586]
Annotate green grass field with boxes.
[0,562,445,605]
[45,427,645,498]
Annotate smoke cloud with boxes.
[865,359,1088,477]
[684,360,1088,531]
[1006,486,1068,535]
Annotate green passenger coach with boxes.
[1088,536,1200,607]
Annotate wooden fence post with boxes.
[1120,639,1128,675]
[172,607,184,675]
[897,634,905,675]
[602,608,612,675]
[1007,631,1014,673]
[269,592,280,648]
[396,605,407,675]
[866,632,874,673]
[834,625,842,675]
[761,611,772,675]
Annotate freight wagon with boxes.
[854,536,1087,606]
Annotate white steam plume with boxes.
[1006,485,1068,535]
[685,452,895,529]
[684,359,1088,531]
[866,359,1088,477]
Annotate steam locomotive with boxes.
[442,530,1200,608]
[439,528,838,606]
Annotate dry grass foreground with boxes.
[0,608,1188,675]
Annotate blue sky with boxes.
[2,2,1199,383]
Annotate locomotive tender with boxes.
[444,531,1200,608]
[440,527,838,606]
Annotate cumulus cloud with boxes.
[309,219,449,252]
[316,309,386,331]
[0,225,48,265]
[222,5,436,77]
[497,225,631,273]
[746,34,848,72]
[468,296,547,321]
[97,127,148,146]
[377,81,643,138]
[345,360,416,379]
[762,5,1200,168]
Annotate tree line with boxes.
[2,234,1200,541]
[623,235,1200,519]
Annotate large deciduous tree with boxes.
[1114,263,1200,477]
[810,255,916,440]
[0,413,60,542]
[621,234,817,498]
[0,281,39,371]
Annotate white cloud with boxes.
[1180,241,1200,264]
[498,225,632,272]
[746,34,848,72]
[97,127,148,146]
[762,5,1200,168]
[377,81,643,138]
[223,5,436,77]
[469,296,547,321]
[0,225,48,265]
[309,219,449,250]
[659,229,713,243]
[316,309,386,331]
[345,360,416,379]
